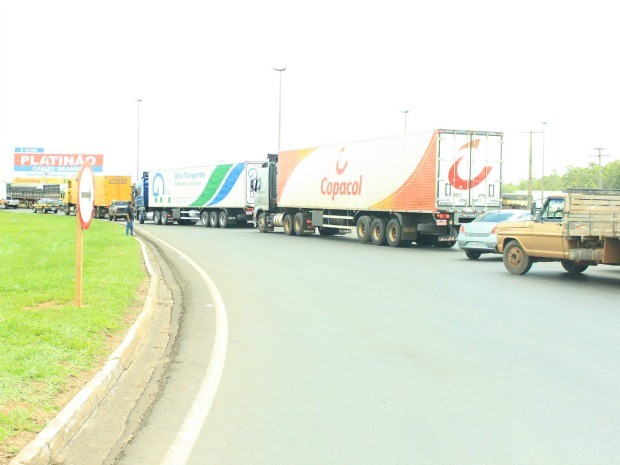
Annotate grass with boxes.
[0,211,147,462]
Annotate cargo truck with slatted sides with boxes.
[250,130,504,248]
[134,162,262,227]
[496,189,620,274]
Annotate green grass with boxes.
[0,211,146,455]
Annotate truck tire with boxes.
[138,210,145,224]
[561,260,589,274]
[283,213,296,236]
[209,211,219,228]
[386,218,409,247]
[356,215,372,243]
[294,212,308,236]
[370,218,388,246]
[503,240,533,275]
[218,211,228,228]
[153,210,161,225]
[257,213,268,233]
[201,211,210,227]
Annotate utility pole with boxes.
[590,147,610,189]
[520,129,543,210]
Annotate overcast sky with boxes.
[1,0,618,185]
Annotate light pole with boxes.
[274,67,286,153]
[400,110,409,134]
[135,98,142,183]
[520,129,542,210]
[541,122,548,202]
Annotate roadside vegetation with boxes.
[0,211,146,463]
[504,159,620,192]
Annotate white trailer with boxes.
[135,162,262,227]
[252,129,503,247]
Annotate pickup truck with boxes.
[496,189,620,274]
[0,196,19,209]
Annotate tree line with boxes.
[503,160,620,192]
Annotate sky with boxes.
[0,0,618,185]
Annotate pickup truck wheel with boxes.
[201,211,210,227]
[209,211,219,228]
[257,213,268,233]
[503,240,533,275]
[561,260,589,274]
[370,218,388,246]
[356,216,372,243]
[466,251,482,260]
[283,213,296,236]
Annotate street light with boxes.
[541,121,548,202]
[135,98,142,184]
[274,67,286,153]
[400,110,409,134]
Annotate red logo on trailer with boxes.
[447,139,493,190]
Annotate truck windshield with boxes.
[540,198,565,220]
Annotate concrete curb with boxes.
[10,237,159,465]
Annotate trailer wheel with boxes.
[294,212,308,236]
[503,240,533,275]
[257,213,268,233]
[218,211,228,228]
[161,210,169,225]
[386,218,409,247]
[209,211,219,228]
[560,260,589,274]
[283,213,296,236]
[356,216,372,243]
[370,218,388,246]
[201,211,210,227]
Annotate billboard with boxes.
[14,153,104,173]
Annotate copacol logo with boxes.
[320,147,363,200]
[448,139,493,190]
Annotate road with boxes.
[61,223,620,465]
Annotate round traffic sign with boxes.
[77,163,95,230]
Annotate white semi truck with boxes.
[251,129,503,247]
[135,162,262,227]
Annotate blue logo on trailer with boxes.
[152,172,165,203]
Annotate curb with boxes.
[10,237,159,465]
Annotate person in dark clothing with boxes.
[126,202,135,236]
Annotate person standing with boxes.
[126,202,135,236]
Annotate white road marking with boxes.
[137,228,228,465]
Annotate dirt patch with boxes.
[0,277,150,465]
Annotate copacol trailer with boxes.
[135,162,262,226]
[251,129,503,247]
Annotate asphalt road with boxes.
[62,222,620,465]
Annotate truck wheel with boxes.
[201,211,210,227]
[356,216,372,243]
[258,213,268,233]
[561,260,589,274]
[386,218,409,247]
[503,240,533,275]
[218,211,228,228]
[138,211,145,224]
[294,213,308,236]
[465,251,482,260]
[209,211,219,228]
[153,210,161,225]
[370,218,388,246]
[283,213,296,236]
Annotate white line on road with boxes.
[137,228,228,465]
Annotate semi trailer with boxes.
[134,162,261,227]
[251,129,503,247]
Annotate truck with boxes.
[496,189,620,274]
[251,129,503,247]
[0,182,19,209]
[64,175,132,218]
[2,183,61,208]
[134,162,262,226]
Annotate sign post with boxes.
[75,162,95,307]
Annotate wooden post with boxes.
[75,215,83,307]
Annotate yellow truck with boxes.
[496,189,620,274]
[64,175,132,218]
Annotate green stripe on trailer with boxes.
[191,164,232,206]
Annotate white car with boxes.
[457,209,532,259]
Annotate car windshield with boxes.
[115,201,129,206]
[475,211,521,223]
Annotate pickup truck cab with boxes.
[496,189,620,275]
